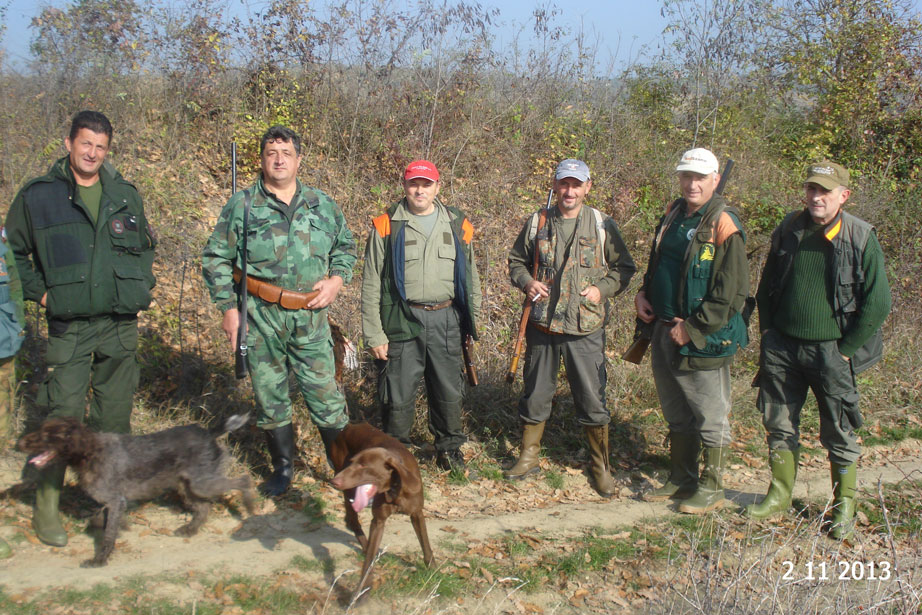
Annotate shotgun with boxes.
[505,189,553,383]
[621,158,735,365]
[232,142,249,380]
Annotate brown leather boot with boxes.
[504,422,545,480]
[585,425,616,498]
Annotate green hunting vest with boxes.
[650,196,749,360]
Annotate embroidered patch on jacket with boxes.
[111,218,125,234]
[699,243,715,261]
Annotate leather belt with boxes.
[407,300,453,311]
[233,267,320,310]
[530,321,563,336]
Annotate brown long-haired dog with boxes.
[17,415,256,567]
[328,422,434,599]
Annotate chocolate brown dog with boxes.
[17,415,256,567]
[329,422,434,597]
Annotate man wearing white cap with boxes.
[635,148,749,513]
[506,159,636,497]
[361,160,481,473]
[746,160,890,539]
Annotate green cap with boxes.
[804,160,849,190]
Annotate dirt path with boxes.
[1,441,921,596]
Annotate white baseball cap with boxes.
[676,148,719,175]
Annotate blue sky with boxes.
[0,0,670,70]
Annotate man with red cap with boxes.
[361,160,481,473]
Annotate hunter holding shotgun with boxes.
[635,148,749,513]
[506,159,636,497]
[361,160,481,474]
[202,126,356,496]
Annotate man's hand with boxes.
[370,344,389,361]
[669,317,691,346]
[222,308,239,349]
[580,285,601,303]
[524,279,549,303]
[307,275,344,309]
[40,293,47,308]
[634,291,655,323]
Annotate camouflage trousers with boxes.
[44,315,139,434]
[0,355,14,437]
[245,299,348,431]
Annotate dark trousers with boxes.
[380,306,466,452]
[517,325,609,426]
[757,329,862,464]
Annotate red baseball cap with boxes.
[404,160,439,182]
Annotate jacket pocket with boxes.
[113,264,152,313]
[577,295,604,332]
[44,267,88,318]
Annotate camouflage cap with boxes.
[804,160,849,190]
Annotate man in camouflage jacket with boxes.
[507,159,636,497]
[202,126,356,496]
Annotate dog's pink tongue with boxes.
[351,483,377,512]
[29,451,56,468]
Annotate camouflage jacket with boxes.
[508,204,636,335]
[202,178,356,312]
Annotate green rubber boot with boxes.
[0,536,11,559]
[744,448,799,519]
[678,447,728,514]
[33,464,68,547]
[643,431,699,502]
[829,462,857,540]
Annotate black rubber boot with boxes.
[318,426,344,470]
[260,423,295,496]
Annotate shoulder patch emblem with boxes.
[111,218,124,235]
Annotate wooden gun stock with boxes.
[463,334,479,387]
[505,300,532,383]
[621,336,651,365]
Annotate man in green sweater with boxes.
[747,160,891,540]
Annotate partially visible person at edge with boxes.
[745,161,890,540]
[5,110,157,546]
[202,125,356,496]
[634,148,749,514]
[0,224,25,559]
[360,160,481,473]
[506,159,636,497]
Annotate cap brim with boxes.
[804,176,841,191]
[675,164,717,175]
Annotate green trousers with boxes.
[44,315,138,433]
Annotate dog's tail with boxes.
[212,414,250,437]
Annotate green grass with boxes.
[543,470,565,490]
[291,553,334,575]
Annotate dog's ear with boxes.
[384,451,421,496]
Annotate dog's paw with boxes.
[80,558,108,568]
[174,525,199,537]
